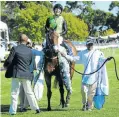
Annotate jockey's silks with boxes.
[54,15,64,34]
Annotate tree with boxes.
[109,1,119,15]
[102,29,115,36]
[108,1,119,32]
[1,1,23,41]
[15,2,51,43]
[1,1,53,41]
[66,1,94,14]
[65,1,117,36]
[62,13,89,41]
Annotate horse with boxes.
[43,31,77,111]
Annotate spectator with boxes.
[4,34,40,115]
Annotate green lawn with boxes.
[1,48,119,117]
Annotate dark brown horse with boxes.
[44,31,77,111]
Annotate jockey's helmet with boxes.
[53,4,63,12]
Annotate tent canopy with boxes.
[0,21,9,42]
[0,21,8,31]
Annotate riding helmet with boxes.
[53,4,63,12]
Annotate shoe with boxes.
[20,108,27,112]
[36,109,40,114]
[82,104,87,111]
[82,103,88,111]
[10,113,16,115]
[87,108,92,111]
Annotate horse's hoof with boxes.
[62,105,65,108]
[47,107,51,111]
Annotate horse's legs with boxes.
[65,90,71,107]
[57,75,65,108]
[63,74,72,107]
[45,74,52,111]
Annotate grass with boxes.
[1,48,119,117]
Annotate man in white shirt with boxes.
[77,39,108,111]
[58,39,108,111]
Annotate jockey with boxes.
[45,3,67,36]
[43,4,75,95]
[45,3,73,55]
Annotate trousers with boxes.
[81,81,97,109]
[19,84,29,109]
[9,78,39,114]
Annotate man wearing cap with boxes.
[77,39,108,111]
[57,39,108,111]
[4,34,40,115]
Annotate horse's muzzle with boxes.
[46,62,55,73]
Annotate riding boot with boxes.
[61,41,73,56]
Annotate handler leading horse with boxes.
[44,31,77,111]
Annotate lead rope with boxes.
[70,56,119,80]
[60,52,119,80]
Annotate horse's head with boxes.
[49,31,59,46]
[44,31,60,56]
[44,31,60,73]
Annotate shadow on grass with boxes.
[1,105,82,115]
[1,105,10,115]
[1,105,10,112]
[0,105,70,112]
[40,107,82,112]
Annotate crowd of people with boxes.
[3,4,109,115]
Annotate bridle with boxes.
[44,30,59,61]
[45,55,58,60]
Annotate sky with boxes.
[93,1,117,15]
[93,1,111,12]
[56,1,117,16]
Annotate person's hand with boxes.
[73,56,80,61]
[36,70,40,74]
[107,56,113,61]
[53,45,59,52]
